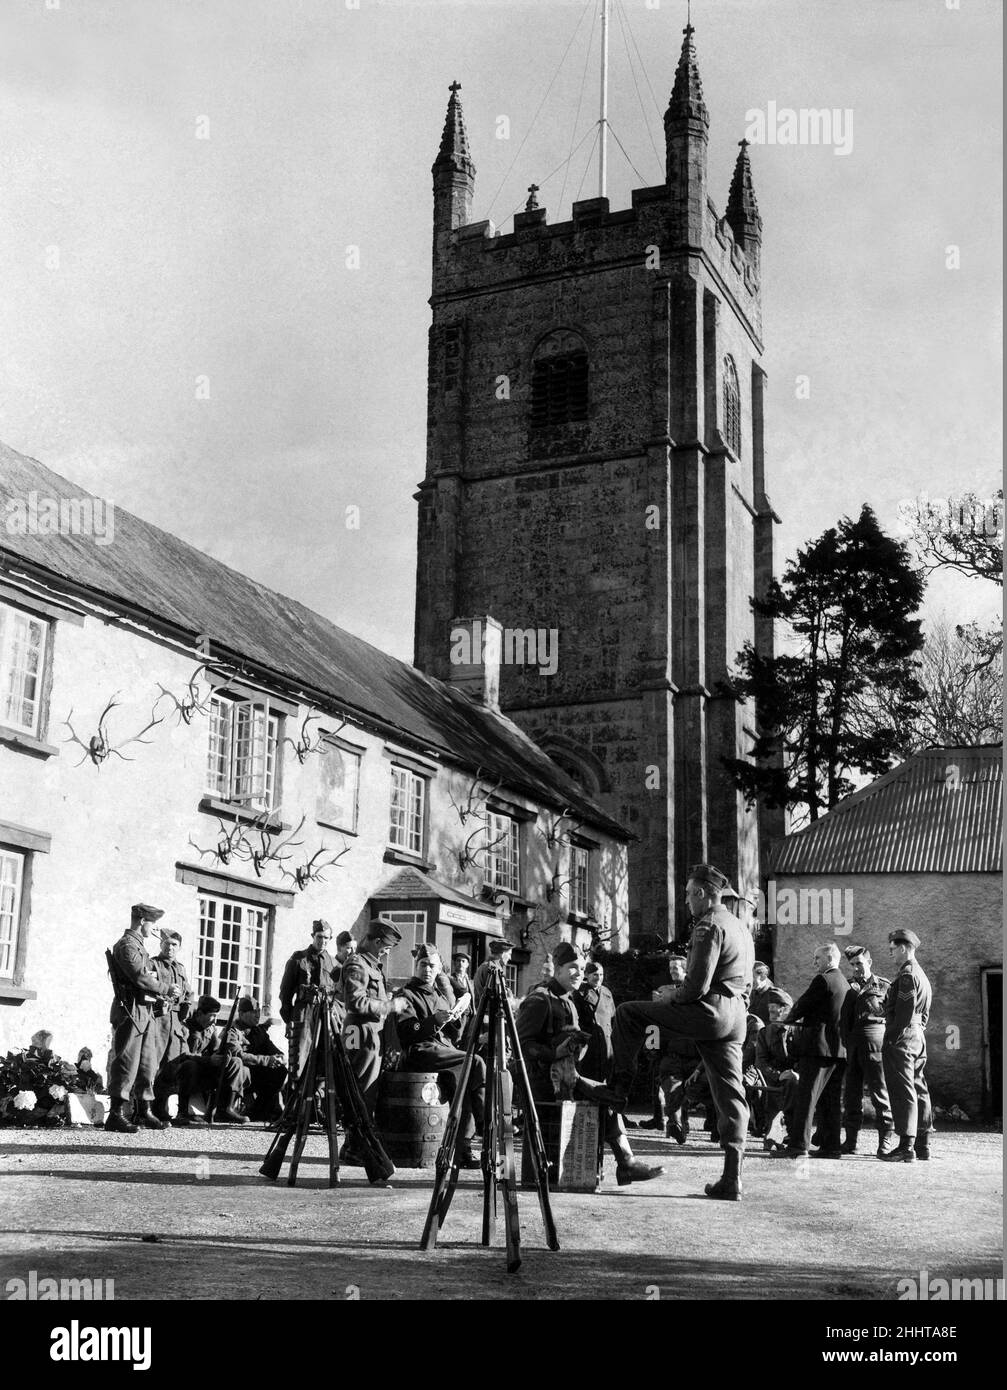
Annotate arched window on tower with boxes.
[723,355,742,456]
[531,330,589,428]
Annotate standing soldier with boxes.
[106,904,180,1133]
[340,919,409,1117]
[445,952,473,1044]
[149,929,195,1125]
[279,920,340,1090]
[602,865,754,1201]
[879,929,933,1163]
[330,931,357,1033]
[840,944,893,1155]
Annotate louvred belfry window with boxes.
[723,355,742,456]
[530,330,589,428]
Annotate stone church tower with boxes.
[414,28,782,939]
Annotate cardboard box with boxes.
[521,1100,603,1193]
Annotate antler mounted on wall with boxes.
[280,839,353,892]
[283,709,343,764]
[243,813,306,878]
[447,766,502,826]
[456,823,509,875]
[63,694,164,767]
[155,662,216,726]
[188,818,248,868]
[537,807,579,850]
[545,871,574,903]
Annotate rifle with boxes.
[329,1015,395,1184]
[207,992,241,1127]
[260,1002,323,1181]
[105,949,132,1018]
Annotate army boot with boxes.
[104,1099,138,1134]
[879,1136,916,1163]
[134,1100,167,1131]
[612,1136,664,1185]
[638,1091,666,1131]
[913,1132,931,1161]
[840,1125,860,1154]
[705,1145,743,1201]
[876,1127,895,1157]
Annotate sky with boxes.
[0,0,1001,662]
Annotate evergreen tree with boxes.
[723,506,927,822]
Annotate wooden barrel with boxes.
[376,1071,449,1168]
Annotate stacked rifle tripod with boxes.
[259,987,394,1186]
[421,962,559,1273]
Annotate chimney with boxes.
[448,616,502,710]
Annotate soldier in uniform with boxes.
[840,944,894,1155]
[106,904,181,1133]
[394,944,483,1167]
[445,952,473,1044]
[340,919,409,1117]
[279,920,340,1091]
[576,960,616,1084]
[879,928,933,1163]
[471,939,514,1015]
[748,963,775,1026]
[226,997,287,1122]
[517,941,663,1186]
[603,865,755,1201]
[329,931,357,1033]
[175,996,247,1126]
[753,988,798,1148]
[149,929,196,1124]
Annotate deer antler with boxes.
[188,818,248,868]
[63,693,163,766]
[283,709,341,764]
[280,840,353,892]
[457,823,510,874]
[538,807,578,849]
[448,766,503,825]
[545,871,575,903]
[155,662,216,726]
[244,812,306,878]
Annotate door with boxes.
[980,967,1002,1119]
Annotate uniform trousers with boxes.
[108,1010,161,1103]
[612,995,748,1151]
[403,1043,486,1141]
[843,1031,892,1131]
[882,1030,931,1139]
[343,1020,384,1116]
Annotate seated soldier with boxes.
[174,996,247,1126]
[640,955,699,1143]
[395,945,484,1168]
[741,1011,766,1135]
[226,998,288,1122]
[516,941,664,1186]
[753,988,798,1150]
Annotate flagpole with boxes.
[598,0,609,198]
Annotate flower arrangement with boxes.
[0,1050,78,1126]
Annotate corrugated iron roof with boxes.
[0,442,630,840]
[769,746,1003,875]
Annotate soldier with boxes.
[330,931,357,1032]
[224,998,287,1122]
[753,988,799,1149]
[840,944,894,1156]
[149,929,196,1124]
[602,865,754,1201]
[774,942,849,1160]
[748,962,775,1025]
[395,944,483,1168]
[445,952,474,1044]
[638,955,696,1138]
[105,904,181,1133]
[517,941,663,1186]
[175,996,247,1126]
[279,920,340,1090]
[576,960,616,1084]
[879,928,933,1163]
[531,955,555,994]
[471,939,514,1014]
[340,919,409,1117]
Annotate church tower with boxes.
[414,27,782,939]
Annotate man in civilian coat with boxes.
[775,942,849,1159]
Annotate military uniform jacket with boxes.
[471,960,513,1012]
[279,947,339,1025]
[517,980,583,1095]
[186,1019,220,1058]
[394,979,460,1066]
[840,974,890,1046]
[341,950,393,1025]
[150,957,195,1044]
[679,904,754,1004]
[748,987,774,1026]
[742,1013,765,1071]
[224,1021,285,1066]
[884,960,932,1043]
[575,982,616,1075]
[786,967,849,1059]
[109,929,173,1028]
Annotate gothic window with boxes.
[531,330,588,428]
[723,355,742,456]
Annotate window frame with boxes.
[195,891,271,1005]
[0,599,50,739]
[570,844,591,918]
[0,845,26,980]
[205,691,282,814]
[378,909,428,983]
[723,354,742,457]
[484,811,522,896]
[388,765,428,858]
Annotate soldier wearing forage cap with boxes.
[471,938,514,1015]
[879,929,933,1163]
[279,921,340,1090]
[106,904,181,1133]
[840,945,893,1156]
[340,919,409,1120]
[601,865,754,1201]
[517,941,664,1187]
[148,929,196,1124]
[394,944,484,1168]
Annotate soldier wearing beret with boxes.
[603,865,754,1200]
[279,921,341,1091]
[225,997,287,1122]
[879,929,933,1163]
[340,919,409,1119]
[394,944,484,1168]
[175,996,247,1126]
[840,945,894,1156]
[517,941,663,1186]
[149,929,196,1125]
[105,904,181,1133]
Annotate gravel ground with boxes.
[0,1122,1001,1302]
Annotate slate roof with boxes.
[371,866,500,919]
[769,746,1003,876]
[0,441,629,839]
